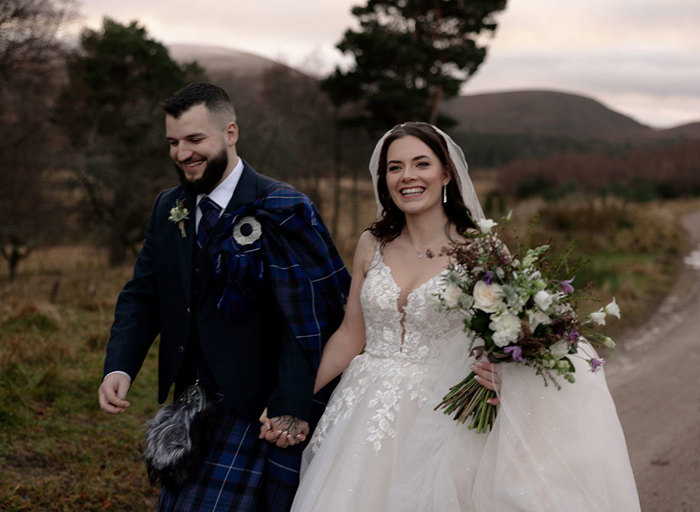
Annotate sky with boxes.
[74,0,700,129]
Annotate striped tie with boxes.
[197,197,221,248]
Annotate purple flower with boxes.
[590,358,605,372]
[504,344,524,362]
[560,277,575,294]
[483,271,494,285]
[568,330,579,348]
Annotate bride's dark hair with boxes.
[368,122,476,246]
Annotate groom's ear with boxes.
[225,122,239,147]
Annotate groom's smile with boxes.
[180,156,207,179]
[166,102,239,195]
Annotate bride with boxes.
[266,122,640,511]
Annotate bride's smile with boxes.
[386,135,449,216]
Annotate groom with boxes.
[98,82,349,511]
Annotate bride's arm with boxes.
[312,231,374,393]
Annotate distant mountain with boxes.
[169,44,285,75]
[442,90,656,141]
[169,44,700,143]
[169,44,311,94]
[659,122,700,139]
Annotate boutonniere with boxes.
[232,216,263,246]
[168,199,190,238]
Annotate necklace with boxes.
[411,233,445,259]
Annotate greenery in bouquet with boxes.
[435,213,620,433]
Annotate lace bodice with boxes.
[361,248,462,362]
[308,247,465,454]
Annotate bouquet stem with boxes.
[435,372,498,434]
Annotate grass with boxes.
[0,250,160,511]
[0,194,694,510]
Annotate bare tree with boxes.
[0,0,77,278]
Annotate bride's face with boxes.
[385,135,449,217]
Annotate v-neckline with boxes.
[378,249,448,315]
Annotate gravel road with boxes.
[607,210,700,512]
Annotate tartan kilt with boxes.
[158,408,303,512]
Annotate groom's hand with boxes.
[259,409,309,448]
[98,373,132,414]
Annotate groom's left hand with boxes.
[259,408,309,448]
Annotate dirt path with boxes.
[606,210,700,512]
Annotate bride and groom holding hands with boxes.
[98,81,641,511]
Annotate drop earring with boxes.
[442,184,447,204]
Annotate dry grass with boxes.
[0,248,159,511]
[506,196,689,336]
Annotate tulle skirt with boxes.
[293,335,640,511]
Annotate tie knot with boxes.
[199,196,220,215]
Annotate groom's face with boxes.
[166,103,238,195]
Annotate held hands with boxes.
[258,408,309,448]
[472,360,501,406]
[98,373,132,414]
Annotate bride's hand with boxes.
[259,408,309,447]
[472,361,501,406]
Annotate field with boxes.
[0,186,695,510]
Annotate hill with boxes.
[442,90,654,141]
[169,44,284,76]
[168,43,312,96]
[659,122,700,139]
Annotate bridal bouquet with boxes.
[435,214,620,433]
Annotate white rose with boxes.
[476,218,498,234]
[490,311,521,347]
[549,339,570,359]
[443,285,462,308]
[605,297,621,319]
[534,290,553,311]
[473,281,504,313]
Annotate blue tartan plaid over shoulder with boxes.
[210,181,350,368]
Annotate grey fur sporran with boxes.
[143,383,221,490]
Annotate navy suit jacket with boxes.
[104,162,339,422]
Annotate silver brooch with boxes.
[232,216,262,246]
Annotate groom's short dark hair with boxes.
[162,82,236,121]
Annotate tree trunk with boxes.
[428,85,443,125]
[2,238,30,281]
[331,117,342,238]
[351,155,360,240]
[428,0,444,125]
[108,224,126,267]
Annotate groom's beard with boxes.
[175,149,229,196]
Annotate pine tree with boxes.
[55,18,204,265]
[322,0,507,129]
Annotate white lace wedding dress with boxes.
[291,248,640,511]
